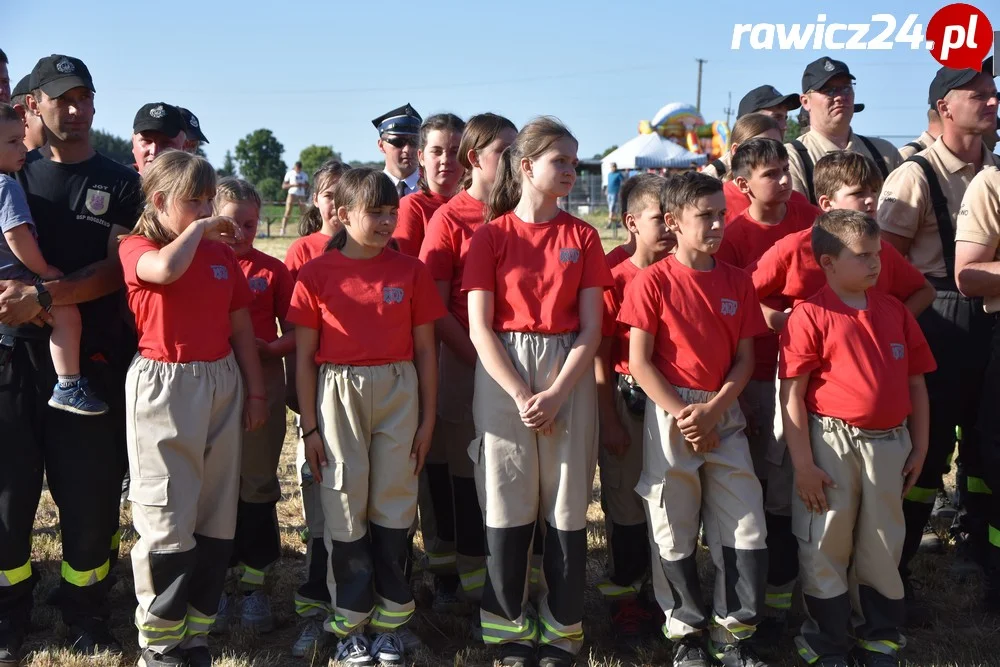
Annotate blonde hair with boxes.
[129,150,216,245]
[487,116,577,221]
[215,177,262,213]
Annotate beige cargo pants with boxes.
[126,353,243,653]
[638,387,768,646]
[473,332,599,656]
[793,414,910,663]
[316,362,420,637]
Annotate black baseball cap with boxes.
[177,107,209,143]
[11,75,30,99]
[28,54,95,98]
[737,85,801,118]
[928,57,996,108]
[372,103,422,136]
[133,102,184,138]
[802,57,855,93]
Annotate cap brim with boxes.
[854,103,865,113]
[762,93,802,111]
[809,71,856,92]
[39,76,95,99]
[132,121,182,138]
[381,129,420,137]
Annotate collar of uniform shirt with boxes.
[383,167,420,193]
[930,136,997,175]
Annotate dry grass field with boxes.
[19,217,1000,666]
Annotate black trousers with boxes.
[0,334,126,632]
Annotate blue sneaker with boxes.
[48,378,108,416]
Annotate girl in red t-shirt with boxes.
[417,112,517,608]
[288,168,444,666]
[285,160,350,279]
[392,113,465,257]
[462,118,612,666]
[118,151,267,667]
[210,178,295,634]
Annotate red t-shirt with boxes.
[602,257,642,376]
[619,255,768,392]
[394,190,451,257]
[418,190,486,330]
[753,228,927,307]
[605,244,632,270]
[286,248,446,366]
[715,199,820,380]
[285,232,332,280]
[723,180,813,225]
[779,286,936,429]
[120,236,253,363]
[462,211,613,334]
[238,248,294,343]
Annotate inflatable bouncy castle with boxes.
[638,103,729,159]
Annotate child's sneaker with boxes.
[331,634,374,666]
[673,636,709,667]
[210,593,231,634]
[240,590,274,632]
[712,640,769,667]
[369,632,405,667]
[48,378,108,415]
[291,617,325,658]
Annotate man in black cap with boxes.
[877,57,999,623]
[372,103,422,197]
[786,56,902,203]
[131,102,186,174]
[10,76,44,152]
[703,84,801,179]
[0,54,141,663]
[178,106,209,154]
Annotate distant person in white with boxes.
[372,103,422,197]
[280,161,308,236]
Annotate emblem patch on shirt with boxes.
[211,265,229,280]
[720,298,738,316]
[84,188,109,216]
[891,343,905,360]
[383,287,404,304]
[55,58,76,74]
[559,248,581,263]
[248,277,268,293]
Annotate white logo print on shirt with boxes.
[891,343,905,360]
[383,287,404,304]
[720,298,738,316]
[248,277,268,293]
[211,265,228,280]
[559,248,581,263]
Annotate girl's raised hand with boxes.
[198,216,242,245]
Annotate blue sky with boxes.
[5,1,995,168]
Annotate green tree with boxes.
[91,128,133,165]
[217,150,237,178]
[299,145,343,177]
[256,177,282,202]
[348,159,385,170]
[594,145,618,159]
[784,118,801,142]
[234,129,287,187]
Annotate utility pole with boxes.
[723,91,733,127]
[695,58,707,113]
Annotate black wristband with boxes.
[302,426,319,439]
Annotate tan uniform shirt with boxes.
[701,152,732,180]
[786,129,903,199]
[898,131,938,161]
[877,138,1000,278]
[955,166,1000,311]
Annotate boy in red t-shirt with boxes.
[620,172,770,667]
[779,210,934,667]
[595,173,672,638]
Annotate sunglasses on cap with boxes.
[811,83,855,98]
[383,135,418,148]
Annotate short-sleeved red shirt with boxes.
[418,190,486,330]
[462,211,613,333]
[120,236,253,363]
[752,228,928,307]
[605,244,632,270]
[238,248,294,342]
[285,232,332,281]
[602,256,642,376]
[715,199,820,380]
[619,255,768,392]
[286,248,446,365]
[723,180,814,225]
[779,286,936,429]
[394,190,451,257]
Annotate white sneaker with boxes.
[369,632,404,667]
[291,618,325,658]
[331,634,374,666]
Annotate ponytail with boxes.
[325,227,348,252]
[299,206,323,237]
[486,147,521,222]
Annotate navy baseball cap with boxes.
[928,57,996,108]
[177,107,209,143]
[737,85,801,118]
[28,54,95,98]
[133,102,184,138]
[802,57,855,93]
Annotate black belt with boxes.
[0,322,50,340]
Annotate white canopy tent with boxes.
[601,133,707,183]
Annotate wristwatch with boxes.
[34,283,53,312]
